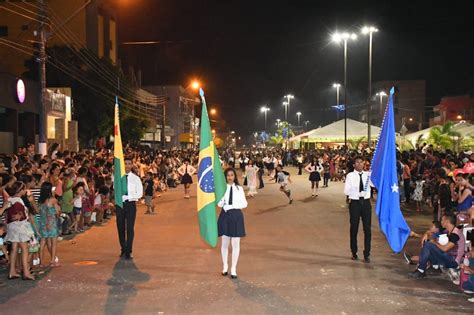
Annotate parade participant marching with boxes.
[255,155,265,189]
[305,156,323,197]
[276,165,293,204]
[344,156,372,263]
[245,159,259,197]
[113,101,143,260]
[178,159,196,199]
[116,157,143,259]
[217,168,247,279]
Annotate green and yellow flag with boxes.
[197,89,226,247]
[114,97,126,208]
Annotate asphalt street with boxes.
[1,167,472,314]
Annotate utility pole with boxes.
[162,101,166,149]
[38,0,47,156]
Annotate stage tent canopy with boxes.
[289,119,382,143]
[403,122,474,146]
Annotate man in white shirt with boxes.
[117,156,143,260]
[344,156,372,263]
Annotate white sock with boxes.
[231,237,241,276]
[221,236,230,273]
[432,264,439,270]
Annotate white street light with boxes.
[376,91,387,113]
[333,83,341,120]
[331,31,357,147]
[284,94,294,123]
[282,101,289,121]
[296,112,302,126]
[361,25,379,148]
[260,106,270,130]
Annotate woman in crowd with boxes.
[454,173,473,225]
[38,182,61,267]
[245,159,259,197]
[177,159,196,199]
[305,156,323,198]
[5,181,35,280]
[218,168,247,279]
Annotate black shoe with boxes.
[408,269,426,279]
[221,272,228,276]
[403,252,414,265]
[125,254,133,260]
[427,266,442,275]
[230,274,238,279]
[289,199,293,204]
[351,254,358,261]
[363,257,371,263]
[119,252,125,258]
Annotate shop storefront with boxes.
[0,73,78,154]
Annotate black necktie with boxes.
[228,186,233,205]
[359,173,364,192]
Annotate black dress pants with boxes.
[258,170,264,189]
[116,201,137,255]
[349,199,372,258]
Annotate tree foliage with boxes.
[427,121,461,151]
[23,45,149,146]
[270,121,294,145]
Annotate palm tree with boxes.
[427,121,461,151]
[347,136,366,150]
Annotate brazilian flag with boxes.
[197,89,226,247]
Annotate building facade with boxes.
[359,80,426,132]
[0,73,77,154]
[0,0,117,76]
[430,95,474,126]
[143,85,200,149]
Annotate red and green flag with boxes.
[114,97,126,208]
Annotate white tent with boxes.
[290,119,381,143]
[403,122,474,146]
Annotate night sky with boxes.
[118,0,474,138]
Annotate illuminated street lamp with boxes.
[282,101,289,121]
[210,108,217,115]
[376,91,387,113]
[296,112,302,126]
[331,31,357,147]
[260,106,270,130]
[191,80,200,90]
[276,118,281,128]
[333,83,341,120]
[361,26,379,147]
[284,94,294,123]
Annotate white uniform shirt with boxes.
[344,170,372,200]
[178,164,196,176]
[305,163,323,173]
[218,184,248,211]
[123,172,144,202]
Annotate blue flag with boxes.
[370,87,410,253]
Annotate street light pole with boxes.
[38,0,47,156]
[283,102,288,121]
[362,26,378,148]
[261,106,269,130]
[333,83,341,120]
[332,32,356,148]
[343,38,348,148]
[296,112,302,126]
